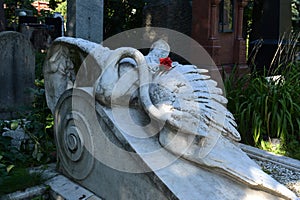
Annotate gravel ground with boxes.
[254,159,300,197]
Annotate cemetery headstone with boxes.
[66,0,103,43]
[0,31,35,119]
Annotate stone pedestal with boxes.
[53,89,293,200]
[66,0,103,43]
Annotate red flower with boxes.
[159,57,172,70]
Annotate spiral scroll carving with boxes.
[55,89,95,180]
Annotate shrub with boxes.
[225,61,300,160]
[0,168,45,195]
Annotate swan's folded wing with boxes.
[151,64,241,141]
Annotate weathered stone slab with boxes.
[239,143,300,172]
[0,31,35,119]
[46,175,102,200]
[67,0,103,43]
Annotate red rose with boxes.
[159,57,172,70]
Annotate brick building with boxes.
[192,0,249,73]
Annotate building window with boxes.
[219,0,234,32]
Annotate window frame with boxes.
[219,0,234,33]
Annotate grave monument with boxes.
[0,31,35,119]
[44,35,298,200]
[66,0,103,43]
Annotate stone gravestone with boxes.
[0,31,35,119]
[66,0,103,43]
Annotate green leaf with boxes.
[6,165,14,173]
[45,124,53,129]
[10,121,18,130]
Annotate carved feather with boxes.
[150,63,241,141]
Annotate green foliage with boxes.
[48,0,67,10]
[104,0,147,39]
[23,79,55,163]
[0,136,18,176]
[0,85,56,166]
[0,122,33,174]
[225,62,300,160]
[53,0,66,18]
[226,31,300,159]
[0,168,45,195]
[4,0,37,28]
[0,51,55,194]
[260,140,286,155]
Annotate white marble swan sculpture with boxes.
[43,37,297,199]
[95,39,298,200]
